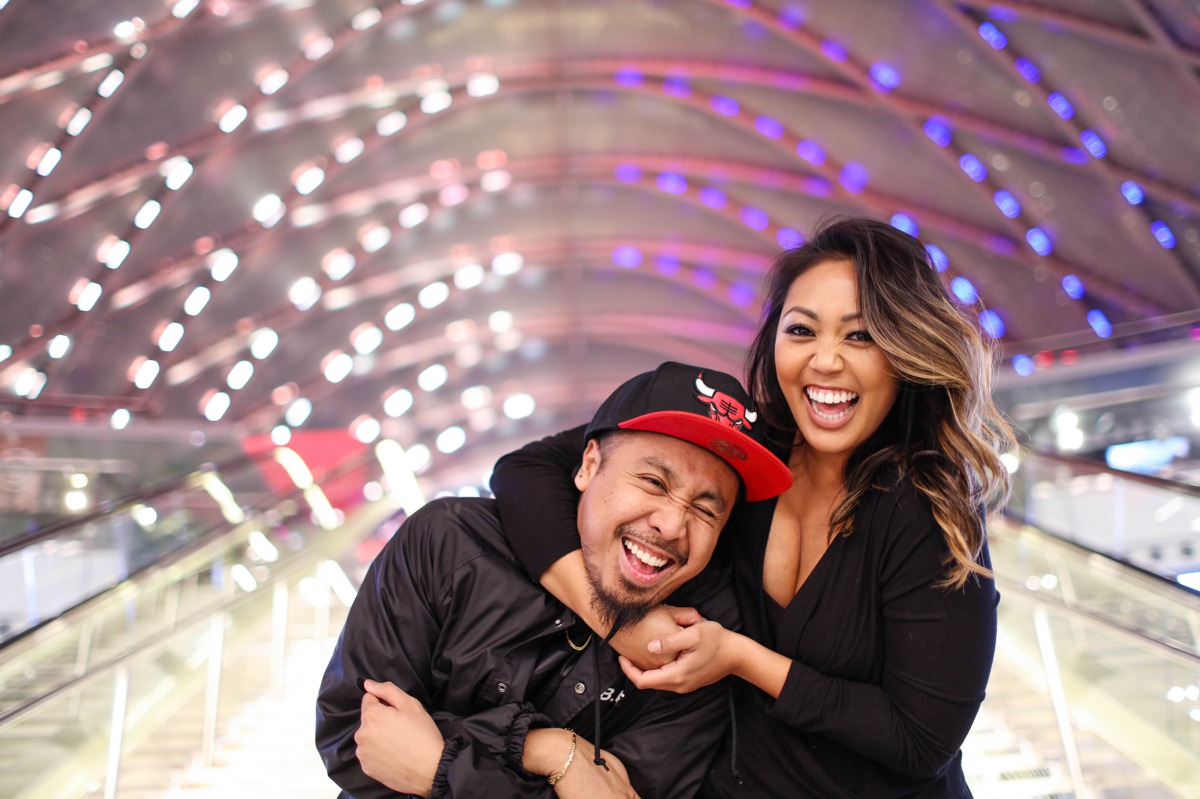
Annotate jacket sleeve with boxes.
[489,424,588,580]
[314,507,555,798]
[767,497,998,780]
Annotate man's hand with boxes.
[524,728,640,799]
[618,607,740,693]
[355,679,444,795]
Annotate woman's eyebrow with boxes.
[783,305,863,323]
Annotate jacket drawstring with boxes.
[726,684,743,784]
[591,641,609,770]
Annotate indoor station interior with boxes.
[0,1,1199,797]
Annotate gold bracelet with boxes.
[546,729,577,786]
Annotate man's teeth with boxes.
[806,387,858,405]
[624,539,668,569]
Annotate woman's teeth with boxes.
[624,538,668,569]
[806,387,858,405]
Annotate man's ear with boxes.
[575,438,602,492]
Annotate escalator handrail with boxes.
[1021,447,1200,501]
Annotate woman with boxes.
[490,216,1016,797]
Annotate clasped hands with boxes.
[616,606,736,693]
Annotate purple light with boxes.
[796,140,825,165]
[839,162,869,193]
[693,268,718,290]
[820,40,848,62]
[614,163,642,183]
[1025,227,1052,256]
[1080,129,1106,158]
[724,0,752,7]
[710,95,740,117]
[1047,92,1074,120]
[777,227,804,248]
[923,117,952,147]
[1151,221,1177,249]
[614,68,643,87]
[890,213,918,236]
[654,254,680,275]
[663,76,691,98]
[1012,354,1035,376]
[777,3,806,29]
[925,243,949,272]
[959,153,987,182]
[1059,147,1088,164]
[612,245,642,268]
[979,310,1005,338]
[740,206,770,231]
[869,62,901,91]
[988,6,1019,22]
[698,186,727,208]
[993,189,1021,218]
[755,115,785,139]
[951,276,978,304]
[1120,181,1144,205]
[657,172,688,195]
[1061,274,1084,299]
[978,22,1007,50]
[1014,58,1040,84]
[729,281,756,307]
[1087,309,1112,338]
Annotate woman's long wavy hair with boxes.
[747,216,1017,588]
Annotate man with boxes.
[315,362,792,798]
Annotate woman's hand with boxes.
[355,679,444,795]
[608,603,684,670]
[617,607,740,693]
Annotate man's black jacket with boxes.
[315,497,738,798]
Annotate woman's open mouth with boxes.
[805,387,860,423]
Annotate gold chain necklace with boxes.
[565,628,592,652]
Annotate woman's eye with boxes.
[848,330,874,343]
[785,324,814,337]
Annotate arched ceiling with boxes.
[0,0,1198,495]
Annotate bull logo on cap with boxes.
[695,373,757,431]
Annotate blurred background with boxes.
[0,1,1198,797]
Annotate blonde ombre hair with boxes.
[747,216,1017,588]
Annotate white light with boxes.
[418,282,449,309]
[289,276,322,310]
[458,486,481,497]
[81,54,114,73]
[1000,452,1020,474]
[203,391,231,421]
[133,359,160,389]
[420,91,452,114]
[352,7,383,29]
[208,248,238,281]
[461,385,492,409]
[1178,571,1200,591]
[384,388,413,417]
[134,504,158,527]
[375,111,407,137]
[488,310,514,332]
[65,490,89,512]
[1054,410,1079,431]
[352,325,384,355]
[69,473,89,489]
[1057,427,1084,451]
[133,199,161,229]
[1039,573,1059,590]
[252,194,284,225]
[405,443,432,472]
[467,73,500,97]
[439,183,469,206]
[503,393,536,419]
[323,352,355,383]
[227,359,254,390]
[335,137,365,163]
[323,249,355,280]
[66,107,92,136]
[171,0,200,18]
[250,327,279,359]
[47,334,71,359]
[14,368,45,398]
[102,239,130,269]
[163,157,193,189]
[361,225,391,253]
[0,345,11,362]
[270,424,291,445]
[1188,685,1200,702]
[156,321,183,352]
[492,252,524,276]
[399,202,429,228]
[35,147,62,177]
[294,165,325,195]
[7,188,33,219]
[454,263,485,289]
[384,302,415,331]
[111,408,131,429]
[183,285,211,316]
[218,103,248,133]
[353,416,382,444]
[303,34,334,60]
[285,397,312,427]
[113,19,138,39]
[363,481,384,501]
[76,281,102,311]
[456,342,483,368]
[480,169,511,192]
[418,363,448,391]
[97,69,125,98]
[436,426,467,453]
[230,563,258,592]
[248,529,279,562]
[258,66,289,95]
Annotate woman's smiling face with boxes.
[774,258,899,461]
